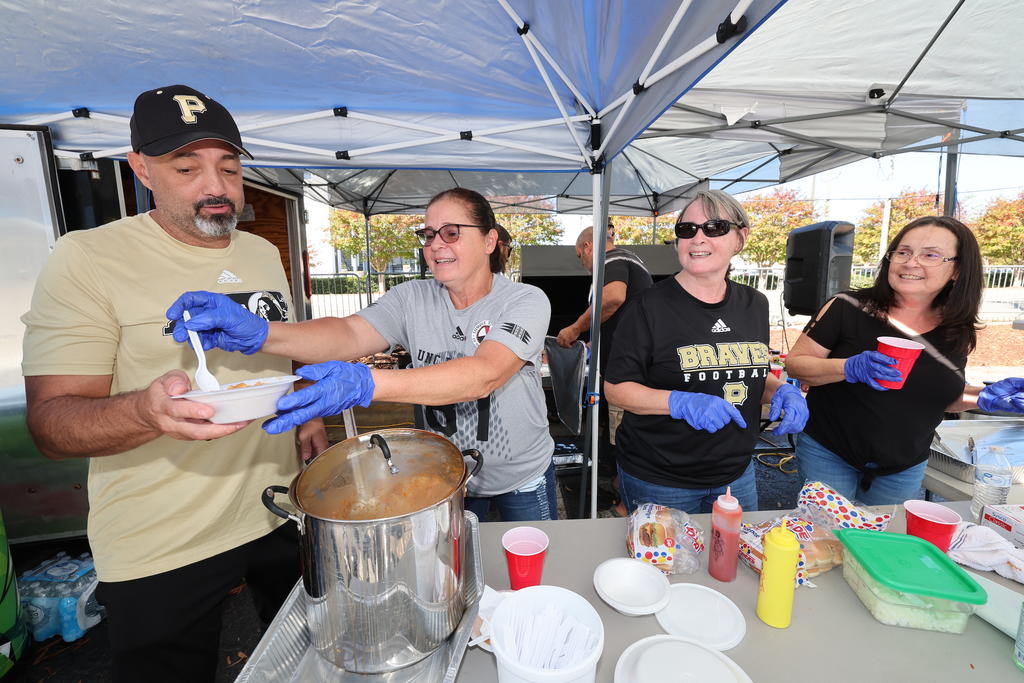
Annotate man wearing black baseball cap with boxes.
[22,85,323,682]
[130,84,254,159]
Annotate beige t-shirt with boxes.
[22,213,300,582]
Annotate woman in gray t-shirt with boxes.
[168,188,557,521]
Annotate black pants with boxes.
[95,523,299,683]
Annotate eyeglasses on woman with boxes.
[414,223,489,246]
[885,248,957,267]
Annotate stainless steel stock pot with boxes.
[262,429,483,673]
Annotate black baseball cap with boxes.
[129,85,253,159]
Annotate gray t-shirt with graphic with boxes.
[357,274,553,496]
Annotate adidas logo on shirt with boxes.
[217,269,242,284]
[710,318,731,333]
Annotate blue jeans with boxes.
[796,432,927,506]
[617,460,759,514]
[465,461,558,521]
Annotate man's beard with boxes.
[192,197,238,237]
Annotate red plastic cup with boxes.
[876,336,925,389]
[904,499,961,553]
[502,526,549,590]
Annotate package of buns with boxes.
[738,481,892,587]
[626,503,705,574]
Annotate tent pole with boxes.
[363,202,374,305]
[942,131,960,217]
[586,162,611,519]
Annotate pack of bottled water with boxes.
[17,551,105,643]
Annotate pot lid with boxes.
[295,429,467,521]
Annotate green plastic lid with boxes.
[834,529,987,605]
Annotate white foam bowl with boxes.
[593,557,671,616]
[172,375,299,423]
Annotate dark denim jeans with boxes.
[796,432,927,505]
[617,459,759,514]
[465,461,558,521]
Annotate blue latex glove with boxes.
[768,383,809,435]
[668,390,747,433]
[978,377,1024,414]
[167,291,268,355]
[263,361,375,434]
[843,350,902,391]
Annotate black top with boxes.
[803,292,967,475]
[598,247,653,372]
[606,277,770,488]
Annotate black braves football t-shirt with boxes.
[606,277,770,488]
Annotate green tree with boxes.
[496,211,563,273]
[740,188,816,268]
[974,192,1024,267]
[609,214,677,245]
[328,210,423,292]
[854,189,945,264]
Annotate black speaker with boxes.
[783,221,855,316]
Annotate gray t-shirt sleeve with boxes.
[354,281,413,349]
[481,284,550,363]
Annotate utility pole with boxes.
[878,198,892,260]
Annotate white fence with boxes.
[311,265,1024,323]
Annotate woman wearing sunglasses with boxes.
[168,187,558,521]
[785,216,1024,505]
[604,189,808,514]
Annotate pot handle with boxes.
[370,433,400,475]
[462,449,483,486]
[262,485,304,533]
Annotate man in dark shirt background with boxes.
[556,223,653,515]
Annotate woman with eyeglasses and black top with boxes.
[168,187,558,521]
[604,190,809,514]
[786,216,1024,505]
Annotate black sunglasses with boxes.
[414,223,489,246]
[673,218,741,239]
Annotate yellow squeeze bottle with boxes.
[756,526,800,628]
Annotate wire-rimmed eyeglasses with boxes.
[885,248,958,267]
[414,223,489,246]
[673,218,742,239]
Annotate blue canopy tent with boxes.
[0,0,789,518]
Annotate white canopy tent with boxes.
[1,0,789,517]
[249,0,1024,217]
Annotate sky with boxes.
[558,152,1024,245]
[305,152,1024,268]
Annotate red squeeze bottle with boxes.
[708,486,742,582]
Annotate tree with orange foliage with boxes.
[740,188,816,268]
[854,189,947,265]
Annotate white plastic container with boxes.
[172,375,298,423]
[490,585,604,683]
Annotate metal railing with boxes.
[311,265,1024,322]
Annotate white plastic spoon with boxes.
[182,310,220,392]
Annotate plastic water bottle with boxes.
[971,447,1013,523]
[23,581,60,641]
[56,583,86,642]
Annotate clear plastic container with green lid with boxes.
[834,529,987,634]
